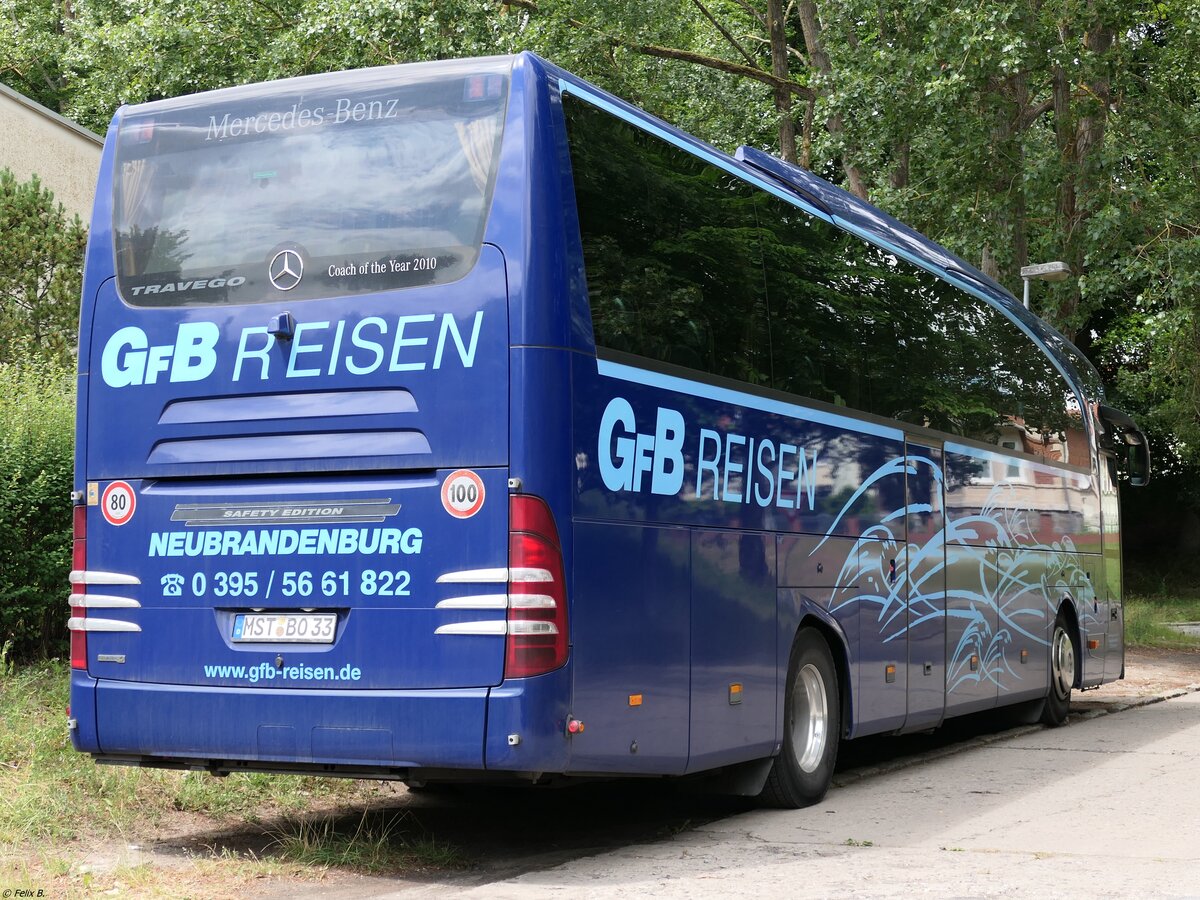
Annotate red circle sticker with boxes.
[441,470,485,519]
[101,481,136,526]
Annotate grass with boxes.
[269,811,464,872]
[0,847,324,900]
[0,661,383,845]
[1123,557,1200,649]
[1124,596,1200,649]
[1121,553,1200,649]
[0,660,463,892]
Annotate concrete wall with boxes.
[0,82,103,223]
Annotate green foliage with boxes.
[58,0,529,133]
[0,358,75,663]
[0,169,87,367]
[0,0,72,111]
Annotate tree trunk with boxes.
[768,0,797,163]
[1076,18,1114,166]
[1050,58,1078,336]
[1049,7,1114,338]
[889,142,909,190]
[981,244,1000,280]
[800,97,815,169]
[797,0,869,199]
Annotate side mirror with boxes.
[1126,435,1151,487]
[1097,404,1151,487]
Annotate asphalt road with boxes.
[384,690,1200,899]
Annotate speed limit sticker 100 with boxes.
[441,470,485,519]
[102,480,136,526]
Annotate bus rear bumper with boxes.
[88,677,489,769]
[72,666,575,777]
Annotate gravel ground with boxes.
[1072,645,1200,711]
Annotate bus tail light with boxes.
[70,505,87,670]
[506,495,568,678]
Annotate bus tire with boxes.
[758,628,840,808]
[1041,609,1077,727]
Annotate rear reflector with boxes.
[505,495,568,678]
[70,505,87,670]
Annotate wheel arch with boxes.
[793,600,853,738]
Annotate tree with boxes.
[0,0,74,112]
[0,169,86,366]
[57,0,530,132]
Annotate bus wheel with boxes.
[1041,609,1076,727]
[759,629,840,808]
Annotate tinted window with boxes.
[114,60,510,306]
[565,96,1074,445]
[563,99,772,386]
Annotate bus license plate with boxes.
[232,613,336,643]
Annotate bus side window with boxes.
[564,98,773,387]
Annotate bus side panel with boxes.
[943,444,1102,717]
[567,521,690,774]
[573,355,921,757]
[995,548,1055,704]
[778,536,862,736]
[850,535,909,735]
[943,448,1001,716]
[94,681,486,767]
[1099,457,1124,684]
[902,442,947,732]
[944,543,1000,716]
[686,530,776,773]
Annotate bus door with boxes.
[903,437,947,731]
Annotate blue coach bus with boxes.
[69,53,1150,807]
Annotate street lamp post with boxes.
[1020,260,1072,310]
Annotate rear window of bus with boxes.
[112,60,510,306]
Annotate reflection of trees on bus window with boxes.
[112,68,510,305]
[565,104,772,386]
[116,222,191,282]
[566,96,1077,450]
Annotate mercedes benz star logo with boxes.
[269,249,303,291]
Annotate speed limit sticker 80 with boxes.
[101,480,136,526]
[441,470,485,519]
